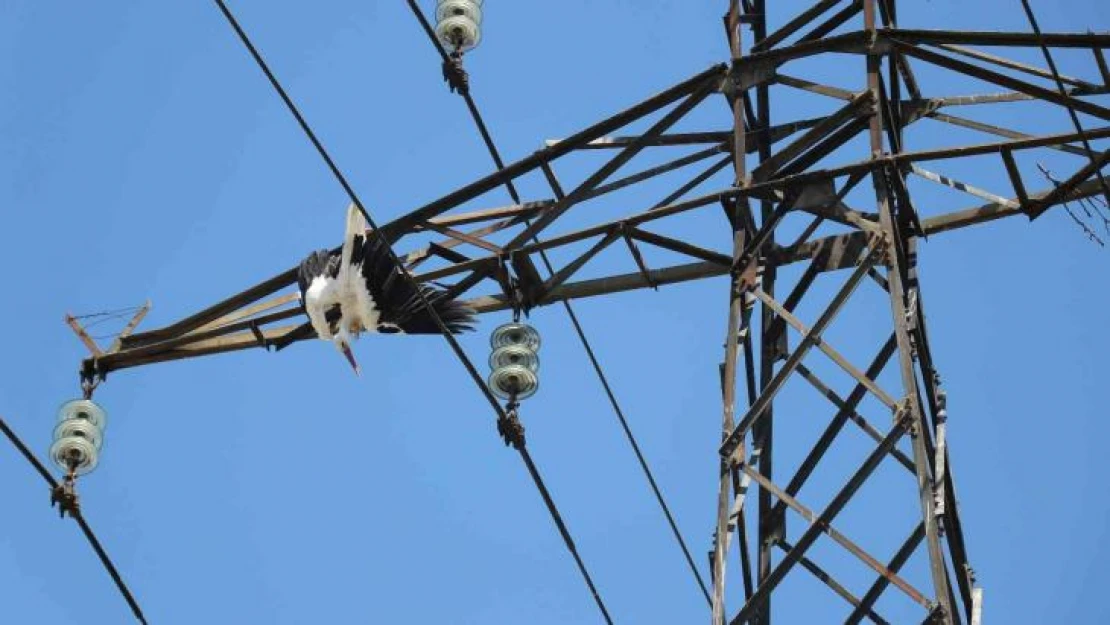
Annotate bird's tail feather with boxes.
[431,293,476,334]
[401,287,476,334]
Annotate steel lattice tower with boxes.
[63,2,1110,623]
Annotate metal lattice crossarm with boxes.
[75,84,1109,374]
[77,167,1105,377]
[64,2,1110,623]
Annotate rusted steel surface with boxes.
[770,336,899,524]
[739,463,930,607]
[845,525,927,625]
[896,42,1110,121]
[84,159,1098,374]
[1027,149,1110,217]
[504,80,720,250]
[937,43,1097,89]
[380,63,728,242]
[713,5,748,621]
[193,293,294,335]
[627,227,732,267]
[751,0,842,53]
[730,419,910,625]
[794,362,916,472]
[121,265,299,348]
[753,288,897,408]
[924,178,1104,234]
[780,540,890,624]
[869,5,955,609]
[107,301,151,354]
[720,249,880,459]
[65,314,104,357]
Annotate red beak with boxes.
[340,343,360,375]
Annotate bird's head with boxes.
[333,330,360,376]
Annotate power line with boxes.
[0,416,148,624]
[209,2,612,621]
[404,0,713,606]
[71,306,143,321]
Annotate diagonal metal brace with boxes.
[720,239,883,459]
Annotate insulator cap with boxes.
[53,419,104,451]
[57,398,108,431]
[49,435,100,476]
[436,0,482,25]
[490,345,540,373]
[489,364,539,401]
[436,14,481,52]
[490,322,541,352]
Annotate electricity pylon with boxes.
[68,2,1110,623]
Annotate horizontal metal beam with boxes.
[380,64,728,242]
[101,165,1105,374]
[466,259,727,313]
[97,307,304,371]
[97,324,302,374]
[923,177,1104,234]
[935,43,1097,89]
[896,41,1110,121]
[926,111,1093,157]
[1027,149,1110,217]
[887,28,1110,49]
[910,165,1018,209]
[122,266,299,348]
[545,132,730,149]
[504,79,720,250]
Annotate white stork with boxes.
[296,205,475,374]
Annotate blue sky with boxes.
[2,1,1109,623]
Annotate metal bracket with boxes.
[933,390,949,531]
[620,223,658,291]
[442,50,469,95]
[50,476,81,520]
[894,397,915,435]
[497,404,526,450]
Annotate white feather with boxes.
[308,205,390,357]
[304,276,337,339]
[340,203,368,270]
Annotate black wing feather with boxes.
[296,250,342,336]
[359,236,475,334]
[296,250,339,298]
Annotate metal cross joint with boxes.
[497,403,526,450]
[905,288,919,325]
[80,378,99,400]
[509,281,527,323]
[923,602,947,624]
[441,51,469,95]
[50,476,81,520]
[963,562,979,588]
[936,390,949,424]
[867,232,893,267]
[79,359,107,392]
[493,257,528,322]
[894,398,915,432]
